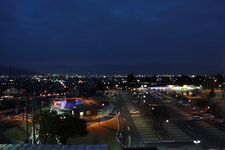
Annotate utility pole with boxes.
[124,117,126,147]
[25,93,28,143]
[99,114,100,126]
[32,93,35,144]
[41,95,43,109]
[41,84,43,109]
[206,78,208,90]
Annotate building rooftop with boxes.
[0,144,109,150]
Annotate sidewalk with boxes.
[87,102,116,125]
[132,103,174,142]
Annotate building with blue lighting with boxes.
[53,97,98,119]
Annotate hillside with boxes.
[0,65,40,76]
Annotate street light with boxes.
[193,140,201,150]
[214,79,217,90]
[124,117,126,147]
[193,140,201,144]
[208,106,210,119]
[189,100,191,110]
[166,120,169,135]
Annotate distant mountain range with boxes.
[47,63,222,75]
[0,63,223,76]
[0,65,40,76]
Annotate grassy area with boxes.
[67,117,121,150]
[0,119,32,143]
[141,115,162,140]
[34,106,51,113]
[0,106,121,149]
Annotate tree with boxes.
[127,73,137,82]
[152,75,157,82]
[33,109,61,144]
[209,89,216,102]
[33,109,89,144]
[222,85,225,99]
[195,98,207,108]
[151,106,170,129]
[215,74,224,87]
[176,75,192,82]
[96,81,104,90]
[194,75,206,82]
[57,113,89,144]
[210,102,221,116]
[192,89,200,99]
[140,75,157,82]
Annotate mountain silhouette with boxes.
[0,65,40,76]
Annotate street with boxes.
[115,94,143,148]
[145,92,225,149]
[113,90,225,149]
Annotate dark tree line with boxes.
[33,109,89,144]
[127,73,137,82]
[151,106,170,129]
[140,75,157,82]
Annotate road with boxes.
[144,92,225,149]
[168,103,225,148]
[115,94,143,148]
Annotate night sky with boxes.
[1,0,225,75]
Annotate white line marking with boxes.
[187,125,193,130]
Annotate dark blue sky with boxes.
[1,0,225,75]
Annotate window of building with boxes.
[86,110,91,115]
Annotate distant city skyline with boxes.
[1,1,225,75]
[0,64,224,76]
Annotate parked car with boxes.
[192,116,202,121]
[192,106,199,110]
[130,109,140,114]
[183,103,192,106]
[211,114,224,119]
[201,109,211,114]
[177,100,184,104]
[220,120,225,124]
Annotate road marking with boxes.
[187,125,193,130]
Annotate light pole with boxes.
[208,106,210,119]
[99,114,100,126]
[32,93,35,144]
[166,120,169,135]
[214,79,217,90]
[189,100,191,110]
[108,96,110,106]
[25,93,28,143]
[193,140,201,150]
[124,117,126,147]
